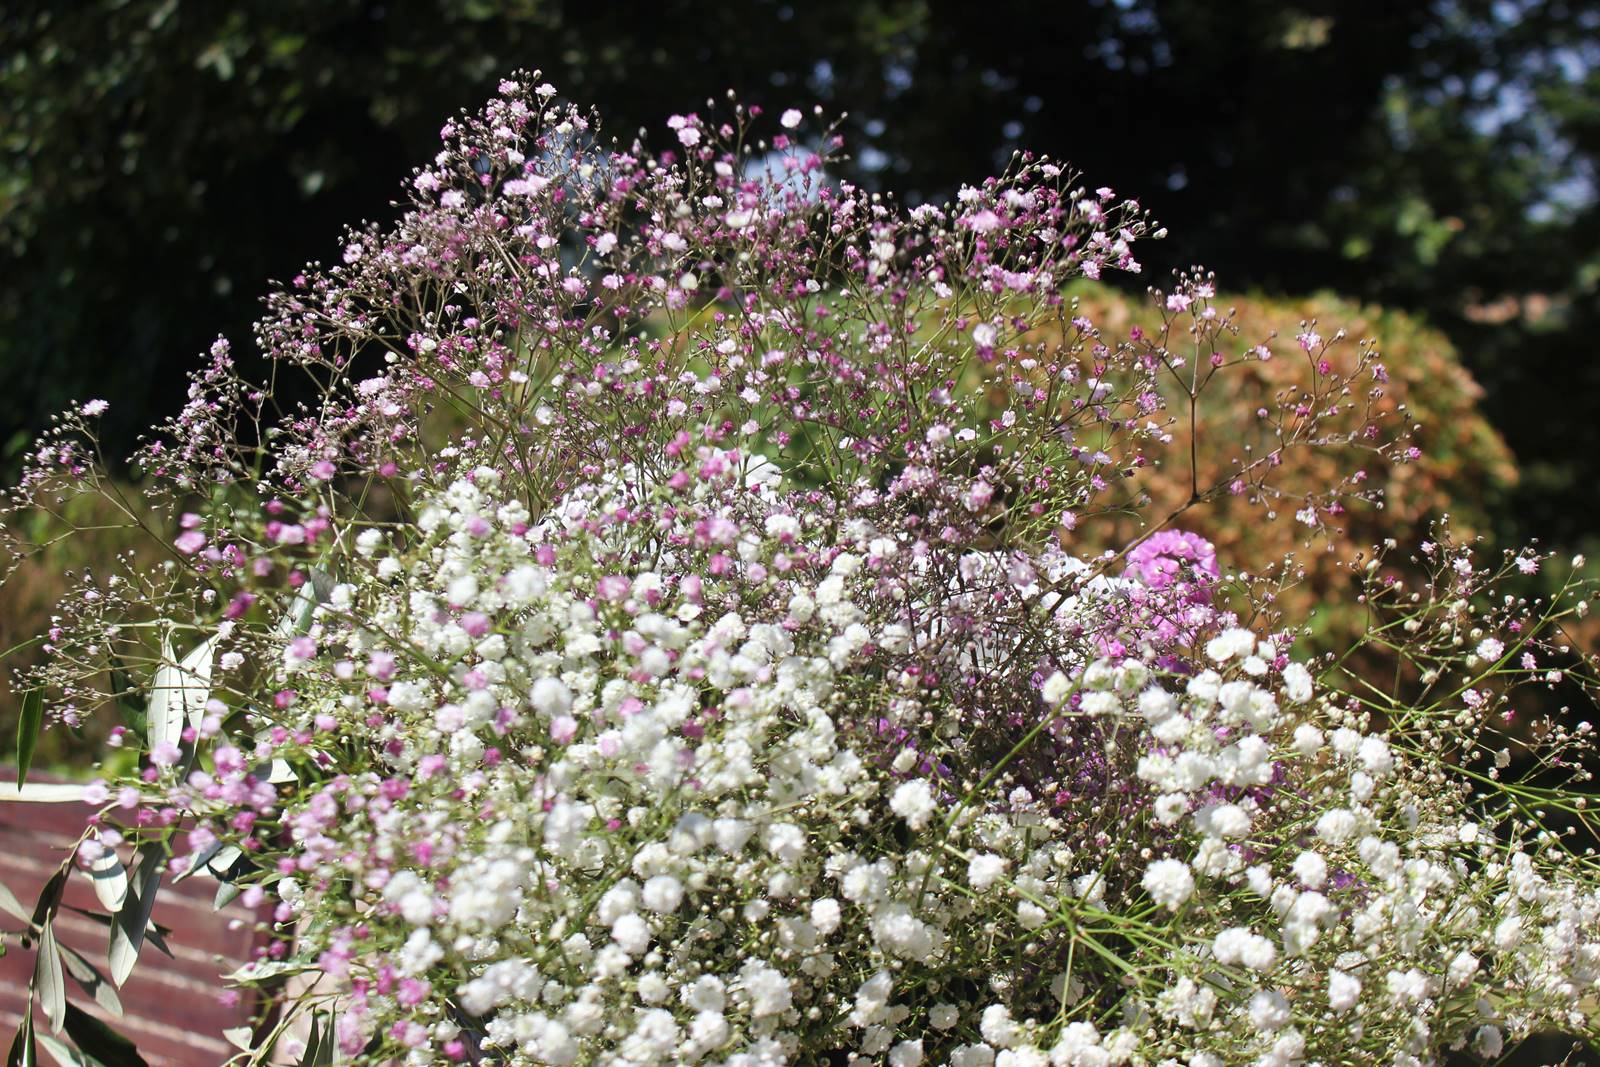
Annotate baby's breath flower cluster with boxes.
[5,74,1599,1067]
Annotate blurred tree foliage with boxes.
[2,0,1596,541]
[1052,283,1520,652]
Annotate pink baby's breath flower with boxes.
[1126,530,1219,602]
[595,575,631,602]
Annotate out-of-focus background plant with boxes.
[2,0,1595,749]
[1054,284,1521,646]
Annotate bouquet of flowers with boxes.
[5,74,1598,1066]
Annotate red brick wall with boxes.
[0,781,272,1066]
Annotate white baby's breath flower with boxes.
[969,853,1009,892]
[1141,858,1194,910]
[891,779,938,831]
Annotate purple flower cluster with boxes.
[1125,529,1220,603]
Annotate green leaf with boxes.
[170,841,220,884]
[173,841,242,886]
[223,958,310,983]
[145,631,218,752]
[246,756,297,786]
[34,919,66,1033]
[0,636,43,665]
[279,583,319,638]
[60,908,172,960]
[30,870,67,929]
[207,844,243,877]
[276,567,332,638]
[214,880,242,911]
[85,853,127,912]
[15,689,44,789]
[31,1031,89,1067]
[5,1012,35,1067]
[61,1004,145,1067]
[59,944,122,1018]
[108,844,163,987]
[263,759,297,785]
[0,876,30,923]
[0,784,89,804]
[221,1028,253,1053]
[144,632,179,752]
[297,1014,329,1067]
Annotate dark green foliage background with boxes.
[1,0,1596,531]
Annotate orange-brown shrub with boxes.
[1055,282,1517,643]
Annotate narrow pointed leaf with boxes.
[0,876,29,923]
[5,1013,35,1067]
[59,945,122,1018]
[175,635,219,731]
[297,1015,324,1067]
[169,841,220,885]
[30,870,67,928]
[310,1025,334,1067]
[176,841,244,886]
[108,844,163,987]
[85,853,127,912]
[146,631,218,750]
[205,844,243,877]
[139,925,171,961]
[276,569,331,639]
[0,784,88,804]
[277,586,311,639]
[62,1004,145,1067]
[248,758,297,785]
[62,907,172,959]
[214,880,242,911]
[15,689,44,789]
[223,958,309,983]
[35,920,65,1034]
[30,1032,87,1067]
[144,632,180,751]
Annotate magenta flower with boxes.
[1125,529,1220,603]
